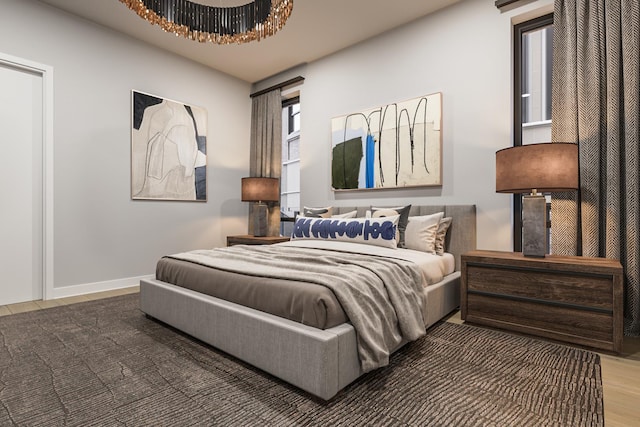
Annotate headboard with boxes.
[332,205,477,271]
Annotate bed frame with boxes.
[140,205,476,400]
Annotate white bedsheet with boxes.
[280,240,455,287]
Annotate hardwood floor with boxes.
[0,286,139,315]
[2,290,638,425]
[600,341,640,427]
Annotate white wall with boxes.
[1,0,251,295]
[295,0,551,251]
[0,0,553,296]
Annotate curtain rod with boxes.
[250,76,305,98]
[495,0,531,10]
[495,0,518,7]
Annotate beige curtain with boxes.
[551,0,640,336]
[249,89,282,236]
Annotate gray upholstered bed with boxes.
[140,205,476,400]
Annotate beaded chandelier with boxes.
[119,0,293,45]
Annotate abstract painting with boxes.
[131,90,207,201]
[331,92,442,190]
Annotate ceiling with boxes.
[37,0,461,83]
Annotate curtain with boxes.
[249,89,282,236]
[551,0,640,336]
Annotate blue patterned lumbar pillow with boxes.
[291,215,399,248]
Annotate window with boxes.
[513,14,553,252]
[280,97,300,236]
[521,24,553,125]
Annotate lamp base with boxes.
[253,203,268,237]
[522,194,547,257]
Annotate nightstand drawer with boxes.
[226,235,290,246]
[467,293,613,343]
[466,264,613,310]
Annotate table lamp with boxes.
[496,142,578,257]
[242,177,280,237]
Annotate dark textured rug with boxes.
[0,294,603,426]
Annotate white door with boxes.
[0,61,44,305]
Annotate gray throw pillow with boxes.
[370,205,411,248]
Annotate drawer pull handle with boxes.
[468,290,613,314]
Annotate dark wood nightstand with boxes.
[461,250,623,353]
[226,235,290,246]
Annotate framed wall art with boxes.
[130,90,207,201]
[331,92,442,191]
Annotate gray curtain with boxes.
[551,0,640,336]
[249,89,282,236]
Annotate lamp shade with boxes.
[496,142,579,193]
[241,177,280,202]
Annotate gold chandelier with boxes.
[119,0,293,45]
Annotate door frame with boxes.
[0,52,54,300]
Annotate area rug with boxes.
[0,294,603,426]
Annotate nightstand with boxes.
[461,250,623,353]
[226,235,290,246]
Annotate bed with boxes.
[140,204,476,400]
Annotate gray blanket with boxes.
[168,245,426,372]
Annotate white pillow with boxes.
[404,212,444,254]
[291,215,399,249]
[298,209,356,219]
[332,210,357,219]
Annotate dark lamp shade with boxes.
[496,143,579,193]
[241,177,280,202]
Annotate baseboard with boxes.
[50,274,153,300]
